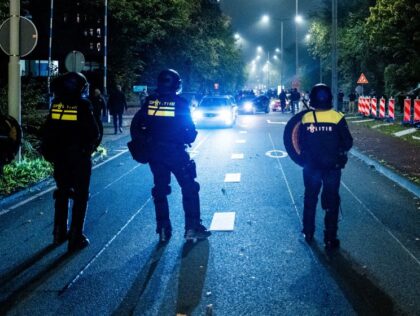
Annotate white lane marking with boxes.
[268,133,300,220]
[239,131,247,134]
[265,150,288,159]
[413,136,420,140]
[341,181,420,266]
[224,173,241,183]
[209,212,236,231]
[267,120,287,125]
[351,119,375,123]
[235,139,246,144]
[92,149,129,169]
[394,128,417,137]
[231,153,244,159]
[60,198,152,292]
[372,123,393,129]
[344,116,360,120]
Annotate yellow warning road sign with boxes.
[357,73,368,84]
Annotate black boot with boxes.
[324,208,340,250]
[68,200,90,252]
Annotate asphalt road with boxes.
[0,112,419,315]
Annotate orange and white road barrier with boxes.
[371,97,377,117]
[358,96,363,114]
[365,97,371,116]
[414,98,420,124]
[387,97,395,121]
[379,97,386,119]
[403,97,412,124]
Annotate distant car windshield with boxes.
[200,98,228,107]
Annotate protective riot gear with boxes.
[309,83,333,109]
[157,69,182,95]
[129,70,210,242]
[51,72,89,99]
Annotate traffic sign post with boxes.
[357,73,369,96]
[65,51,85,72]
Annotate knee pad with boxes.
[182,160,197,179]
[152,185,171,198]
[181,181,200,196]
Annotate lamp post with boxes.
[331,0,338,109]
[260,12,303,89]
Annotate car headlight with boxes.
[192,110,203,120]
[244,101,253,111]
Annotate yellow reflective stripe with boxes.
[302,110,343,124]
[52,109,77,114]
[148,105,174,110]
[51,113,77,121]
[148,110,175,117]
[148,105,159,109]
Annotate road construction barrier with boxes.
[387,97,395,121]
[414,98,420,124]
[403,97,411,124]
[365,97,371,116]
[358,96,363,114]
[371,97,377,117]
[379,97,386,119]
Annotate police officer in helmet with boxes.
[130,69,211,243]
[299,83,353,250]
[41,72,100,251]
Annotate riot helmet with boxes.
[51,72,89,99]
[157,69,182,95]
[309,83,333,109]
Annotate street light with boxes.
[260,13,303,89]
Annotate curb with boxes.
[350,148,420,198]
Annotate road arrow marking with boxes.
[265,150,288,159]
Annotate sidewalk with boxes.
[347,116,420,197]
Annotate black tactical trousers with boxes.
[53,155,92,237]
[302,167,341,239]
[149,146,200,232]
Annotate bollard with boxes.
[414,97,420,124]
[379,97,386,119]
[403,97,411,124]
[387,97,395,121]
[371,97,377,117]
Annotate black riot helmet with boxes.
[51,72,89,99]
[157,69,182,95]
[309,83,333,109]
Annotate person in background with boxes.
[348,91,356,113]
[108,84,127,134]
[337,89,345,112]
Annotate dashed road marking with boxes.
[235,139,246,144]
[231,153,244,159]
[209,212,236,231]
[267,120,287,125]
[224,173,241,183]
[239,130,247,134]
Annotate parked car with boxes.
[237,95,270,114]
[192,95,238,128]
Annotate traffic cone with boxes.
[403,97,412,124]
[414,97,420,124]
[387,97,395,121]
[371,97,377,117]
[379,97,386,119]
